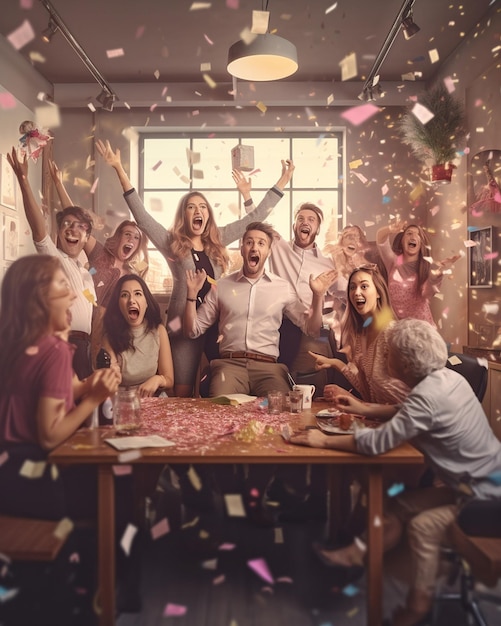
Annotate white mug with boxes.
[293,384,316,409]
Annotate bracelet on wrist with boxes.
[243,198,253,207]
[187,297,197,302]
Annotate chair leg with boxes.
[461,572,489,626]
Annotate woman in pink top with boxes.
[376,221,459,326]
[310,264,409,407]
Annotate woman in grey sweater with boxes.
[96,139,294,396]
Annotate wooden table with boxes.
[49,398,423,626]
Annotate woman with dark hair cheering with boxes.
[102,274,174,397]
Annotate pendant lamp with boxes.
[227,33,298,82]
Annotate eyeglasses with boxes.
[61,220,89,232]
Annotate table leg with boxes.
[98,465,116,626]
[367,464,383,626]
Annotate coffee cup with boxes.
[293,384,315,409]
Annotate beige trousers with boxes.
[390,487,459,593]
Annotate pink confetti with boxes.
[0,451,9,467]
[106,48,125,58]
[204,34,214,45]
[226,0,239,8]
[152,160,162,171]
[213,574,225,585]
[7,19,35,50]
[167,316,182,333]
[90,178,99,194]
[112,464,132,476]
[135,25,145,39]
[69,552,80,563]
[151,517,170,540]
[163,603,187,617]
[247,558,274,584]
[0,92,16,109]
[150,103,158,112]
[25,346,39,356]
[484,252,499,260]
[218,543,236,551]
[341,103,381,126]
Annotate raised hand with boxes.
[6,147,27,181]
[309,269,338,296]
[95,139,122,168]
[308,351,334,370]
[232,169,252,196]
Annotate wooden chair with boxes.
[0,514,71,562]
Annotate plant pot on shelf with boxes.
[431,163,454,184]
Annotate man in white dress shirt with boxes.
[184,221,337,397]
[268,203,339,392]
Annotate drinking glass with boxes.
[267,391,284,414]
[113,389,141,435]
[288,389,303,413]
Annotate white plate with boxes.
[315,409,341,418]
[316,420,354,435]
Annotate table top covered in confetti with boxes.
[49,397,423,466]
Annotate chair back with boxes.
[446,352,488,402]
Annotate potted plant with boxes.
[399,83,467,184]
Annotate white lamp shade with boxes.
[227,33,298,81]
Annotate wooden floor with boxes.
[116,495,501,626]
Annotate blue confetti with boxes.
[342,583,360,597]
[382,195,391,204]
[387,482,405,497]
[89,266,97,275]
[487,471,501,485]
[362,316,373,328]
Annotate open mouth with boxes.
[122,243,134,257]
[192,216,204,230]
[407,240,417,249]
[128,306,140,320]
[347,244,356,253]
[65,235,79,245]
[354,298,366,310]
[300,226,311,235]
[248,253,260,268]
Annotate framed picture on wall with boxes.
[3,214,19,261]
[0,154,16,210]
[468,226,493,288]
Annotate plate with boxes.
[316,420,355,435]
[316,416,366,435]
[315,409,341,418]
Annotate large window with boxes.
[138,132,344,292]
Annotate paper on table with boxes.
[105,435,175,450]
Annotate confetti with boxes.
[247,558,274,584]
[151,517,170,539]
[7,20,35,50]
[251,10,269,34]
[339,52,357,81]
[112,464,132,476]
[411,102,434,125]
[106,48,124,58]
[163,602,187,616]
[325,2,338,15]
[342,583,360,597]
[224,494,246,517]
[341,103,380,126]
[19,459,46,478]
[256,101,267,113]
[120,523,138,556]
[387,482,405,497]
[0,92,17,109]
[53,517,74,540]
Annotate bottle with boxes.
[96,348,113,426]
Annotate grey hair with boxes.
[386,319,447,379]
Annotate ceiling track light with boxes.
[41,18,57,43]
[401,13,420,40]
[38,0,118,110]
[360,0,419,101]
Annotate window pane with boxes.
[292,137,340,189]
[191,138,236,189]
[143,138,190,189]
[242,137,290,191]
